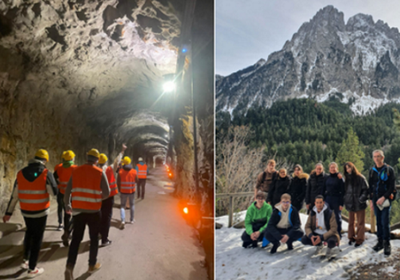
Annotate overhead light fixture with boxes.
[163,81,175,93]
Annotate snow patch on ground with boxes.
[216,213,396,280]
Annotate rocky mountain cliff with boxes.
[216,5,400,115]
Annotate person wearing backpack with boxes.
[254,159,278,199]
[369,150,396,256]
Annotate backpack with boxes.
[369,164,397,201]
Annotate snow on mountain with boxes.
[216,213,398,280]
[216,5,400,115]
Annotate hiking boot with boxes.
[314,244,323,255]
[101,240,112,247]
[62,231,69,247]
[88,263,101,274]
[57,224,63,231]
[64,264,74,280]
[21,259,29,270]
[354,243,362,248]
[27,267,44,278]
[270,243,279,254]
[325,247,332,258]
[287,242,293,250]
[383,240,391,256]
[372,239,383,252]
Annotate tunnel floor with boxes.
[0,167,207,280]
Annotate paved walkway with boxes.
[0,167,207,280]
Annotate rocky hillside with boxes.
[216,5,400,115]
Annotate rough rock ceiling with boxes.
[0,0,185,158]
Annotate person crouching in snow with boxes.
[264,193,304,254]
[301,195,340,257]
[241,191,272,248]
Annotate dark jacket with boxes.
[265,204,303,241]
[256,170,279,193]
[369,164,396,200]
[306,172,328,205]
[344,174,369,212]
[322,173,345,206]
[289,173,309,211]
[305,203,340,242]
[267,176,291,206]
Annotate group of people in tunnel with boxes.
[242,149,395,258]
[2,144,149,279]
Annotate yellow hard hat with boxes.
[87,148,100,158]
[63,150,76,161]
[122,156,131,165]
[62,151,67,159]
[99,153,108,164]
[35,149,49,162]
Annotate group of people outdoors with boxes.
[2,144,148,279]
[243,149,395,258]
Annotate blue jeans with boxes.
[325,196,342,238]
[120,193,135,222]
[373,198,391,241]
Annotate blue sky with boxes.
[216,0,400,76]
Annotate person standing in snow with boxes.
[306,163,328,214]
[369,150,395,256]
[301,195,340,257]
[322,162,345,239]
[288,164,309,212]
[264,193,304,254]
[254,159,279,199]
[267,168,291,207]
[241,192,273,248]
[343,162,369,247]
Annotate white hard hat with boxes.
[138,157,143,161]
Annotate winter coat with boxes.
[256,170,279,193]
[368,164,396,200]
[322,173,345,206]
[289,173,309,211]
[265,204,303,241]
[305,203,340,242]
[244,201,273,235]
[267,175,291,206]
[306,172,328,205]
[344,174,369,212]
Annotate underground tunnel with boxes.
[0,0,214,278]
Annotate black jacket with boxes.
[265,205,303,241]
[369,164,396,200]
[322,173,345,206]
[267,176,291,206]
[306,172,328,205]
[344,174,369,212]
[288,174,308,210]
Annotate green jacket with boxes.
[245,201,273,235]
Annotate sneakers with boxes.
[101,240,112,247]
[372,238,383,252]
[64,264,74,280]
[355,243,362,248]
[57,224,63,231]
[120,222,125,230]
[127,219,135,224]
[21,259,29,270]
[314,245,323,255]
[27,267,44,278]
[325,247,332,258]
[62,231,69,247]
[88,263,101,274]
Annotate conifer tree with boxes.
[335,128,365,172]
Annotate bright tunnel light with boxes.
[163,81,176,93]
[183,207,189,214]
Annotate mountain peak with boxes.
[312,5,344,23]
[255,59,266,67]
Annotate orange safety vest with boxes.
[136,164,147,179]
[17,169,50,211]
[57,165,77,194]
[119,169,137,194]
[105,166,118,197]
[55,163,62,172]
[71,165,103,211]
